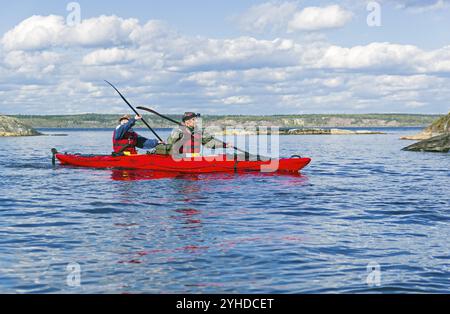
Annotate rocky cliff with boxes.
[402,112,449,152]
[0,115,41,136]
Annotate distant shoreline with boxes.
[36,126,424,131]
[10,113,441,129]
[35,126,422,137]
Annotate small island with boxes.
[0,115,41,137]
[402,112,449,153]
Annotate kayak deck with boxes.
[55,153,311,173]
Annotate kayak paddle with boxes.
[105,81,163,142]
[137,107,182,126]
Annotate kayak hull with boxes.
[55,153,311,173]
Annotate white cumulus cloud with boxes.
[1,15,65,51]
[288,5,353,32]
[83,48,136,66]
[4,50,61,74]
[236,3,353,34]
[1,13,450,115]
[1,15,138,51]
[173,37,300,71]
[316,42,421,71]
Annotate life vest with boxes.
[112,128,138,155]
[178,127,202,155]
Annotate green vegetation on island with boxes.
[424,112,450,133]
[401,112,450,140]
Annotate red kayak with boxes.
[55,152,311,174]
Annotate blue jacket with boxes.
[114,118,159,149]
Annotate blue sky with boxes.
[1,0,450,114]
[2,0,450,48]
[0,1,267,46]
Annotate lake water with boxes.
[0,128,449,293]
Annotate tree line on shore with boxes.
[7,113,441,129]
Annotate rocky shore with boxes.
[0,115,41,136]
[402,112,449,153]
[402,134,449,153]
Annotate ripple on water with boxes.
[0,129,449,293]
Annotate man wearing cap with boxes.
[165,112,229,157]
[112,114,160,155]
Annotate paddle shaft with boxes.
[136,106,251,155]
[137,107,182,126]
[105,81,163,142]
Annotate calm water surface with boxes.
[0,128,449,293]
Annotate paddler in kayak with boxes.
[162,112,230,157]
[113,114,160,155]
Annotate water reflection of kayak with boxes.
[54,151,311,174]
[110,169,181,181]
[110,169,308,181]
